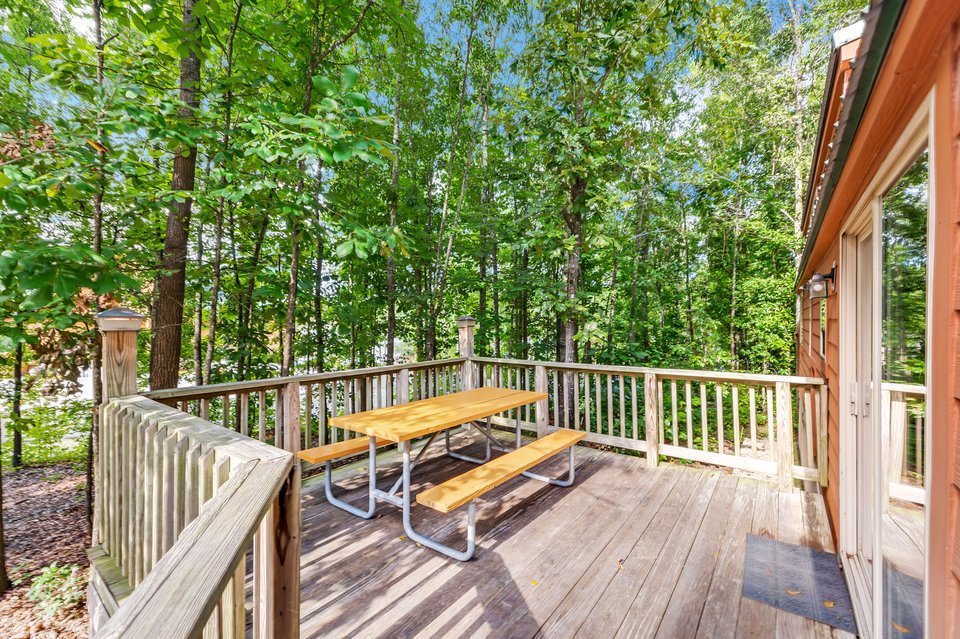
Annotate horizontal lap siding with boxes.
[797,240,841,542]
[950,21,960,634]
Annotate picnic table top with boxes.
[328,386,546,443]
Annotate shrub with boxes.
[0,389,91,467]
[26,563,84,619]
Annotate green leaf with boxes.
[312,75,338,97]
[341,66,358,92]
[335,241,354,258]
[332,141,353,162]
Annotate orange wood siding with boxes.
[797,240,840,542]
[945,22,960,636]
[799,2,960,632]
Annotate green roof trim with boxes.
[795,0,907,289]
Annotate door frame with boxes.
[836,92,933,638]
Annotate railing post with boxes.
[775,381,794,491]
[644,373,659,468]
[535,365,549,438]
[93,308,143,548]
[255,462,301,639]
[95,308,144,402]
[282,381,301,455]
[457,316,476,391]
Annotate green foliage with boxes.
[0,390,91,467]
[26,563,84,619]
[0,0,865,426]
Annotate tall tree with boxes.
[150,0,202,389]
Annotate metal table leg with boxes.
[400,440,476,561]
[445,418,493,463]
[323,436,379,519]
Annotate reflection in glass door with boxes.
[880,150,927,639]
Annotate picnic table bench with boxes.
[296,386,585,560]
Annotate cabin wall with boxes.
[936,22,960,635]
[797,1,960,632]
[797,240,840,542]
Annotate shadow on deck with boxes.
[298,431,851,639]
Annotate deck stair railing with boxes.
[90,310,300,638]
[92,313,828,638]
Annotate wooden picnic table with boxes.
[307,386,580,560]
[328,386,546,442]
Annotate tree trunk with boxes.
[12,339,23,468]
[492,241,500,358]
[89,0,106,531]
[193,222,204,384]
[0,440,8,593]
[606,256,619,360]
[386,68,401,364]
[150,0,201,390]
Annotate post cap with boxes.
[456,316,476,327]
[95,307,145,332]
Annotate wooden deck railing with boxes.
[882,381,926,506]
[92,312,830,637]
[469,357,826,491]
[92,396,299,638]
[143,358,465,455]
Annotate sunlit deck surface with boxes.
[299,431,853,638]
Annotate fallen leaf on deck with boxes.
[616,559,625,571]
[823,601,835,608]
[398,535,407,541]
[892,622,910,634]
[785,588,801,596]
[530,580,539,587]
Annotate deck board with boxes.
[299,430,847,638]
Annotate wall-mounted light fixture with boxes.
[807,266,835,300]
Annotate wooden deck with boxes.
[299,430,854,638]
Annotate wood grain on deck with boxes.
[299,430,849,638]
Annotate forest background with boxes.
[0,0,861,602]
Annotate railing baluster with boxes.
[732,385,741,456]
[766,386,775,451]
[716,385,724,455]
[685,381,693,448]
[318,382,328,446]
[594,373,601,432]
[619,376,627,440]
[631,375,638,441]
[606,374,613,436]
[700,382,708,451]
[221,394,230,429]
[584,373,592,433]
[573,371,581,431]
[670,380,679,447]
[304,384,313,450]
[749,385,757,452]
[240,393,249,437]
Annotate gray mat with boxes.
[743,534,858,634]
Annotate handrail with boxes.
[93,396,299,638]
[470,357,825,386]
[880,380,925,396]
[143,358,465,402]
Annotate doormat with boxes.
[883,562,923,638]
[743,534,858,635]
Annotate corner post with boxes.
[644,373,660,468]
[775,381,794,491]
[282,381,301,455]
[457,316,476,391]
[535,365,549,438]
[95,308,145,402]
[93,309,143,549]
